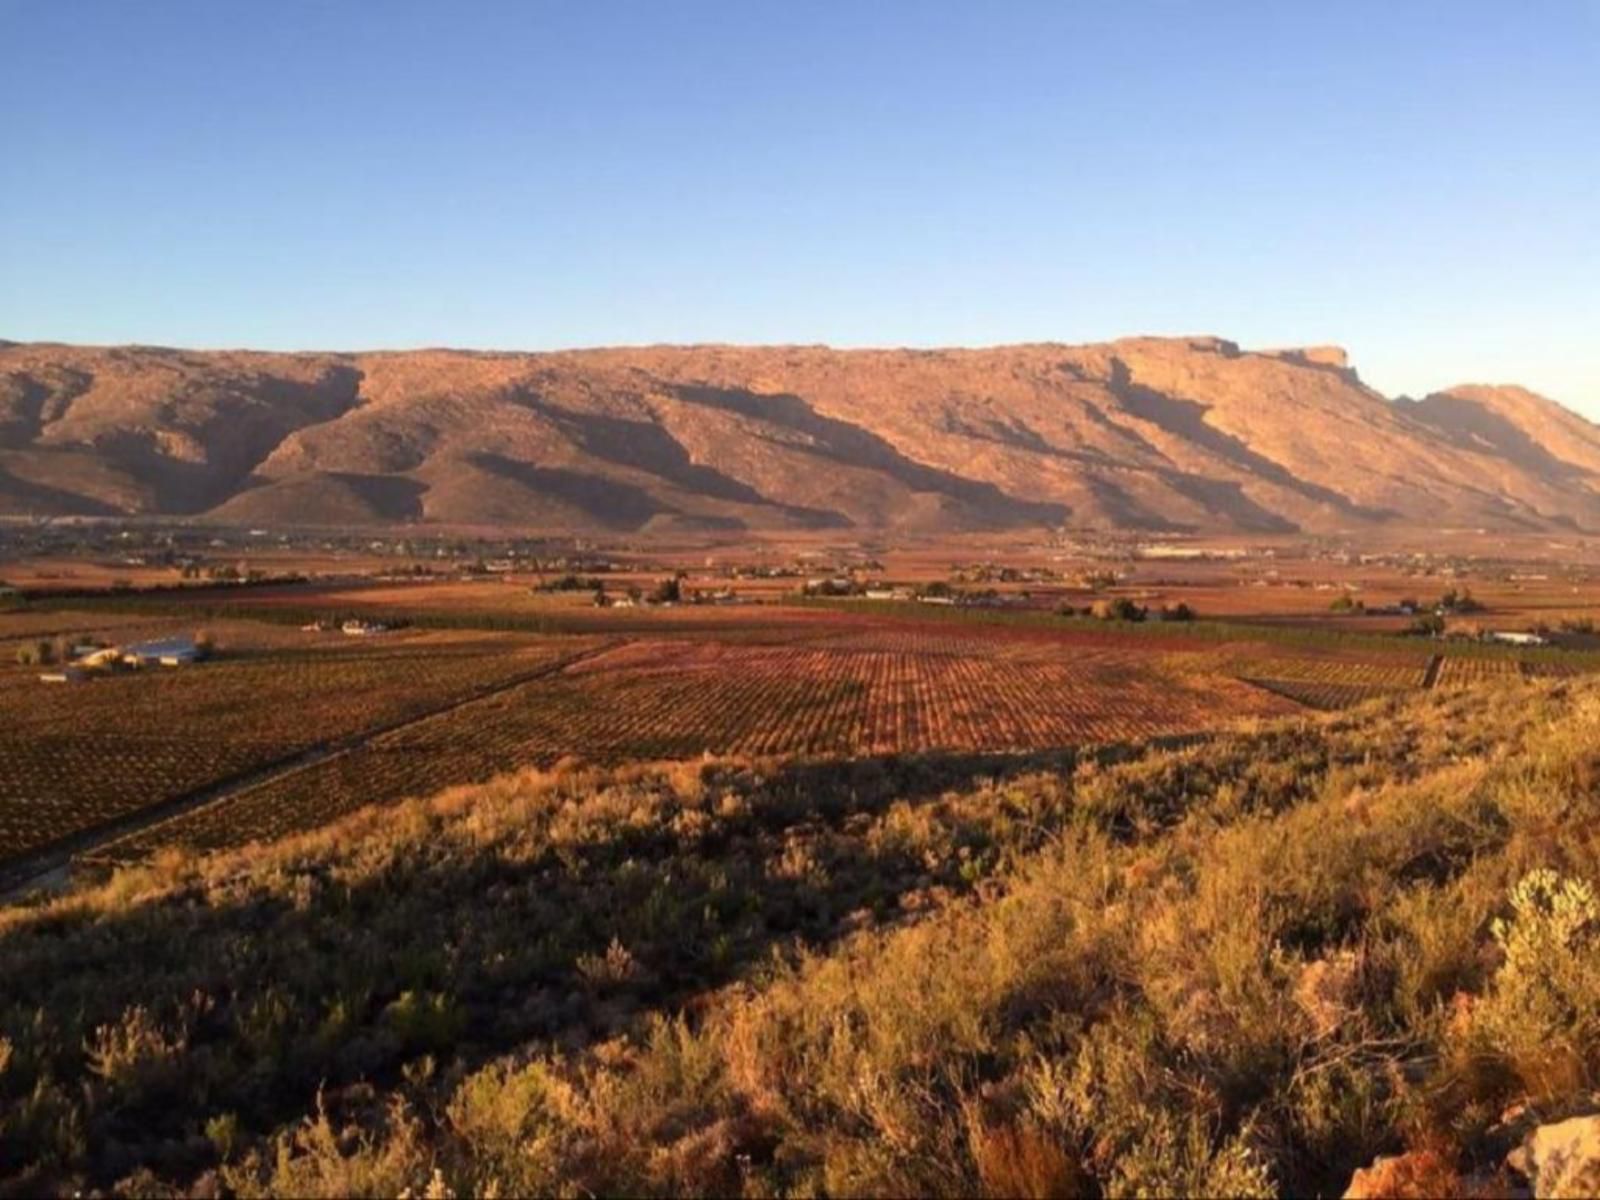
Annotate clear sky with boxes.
[2,1,1596,413]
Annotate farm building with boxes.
[1489,630,1547,647]
[39,667,88,684]
[342,619,388,636]
[123,636,204,666]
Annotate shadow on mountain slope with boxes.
[1404,394,1596,484]
[1161,472,1300,532]
[0,367,95,447]
[213,471,426,523]
[668,384,1071,527]
[938,409,1298,532]
[1106,357,1396,522]
[512,393,851,529]
[73,365,368,514]
[468,454,675,529]
[0,460,121,516]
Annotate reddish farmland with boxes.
[0,631,594,866]
[94,635,1297,861]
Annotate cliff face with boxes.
[1,337,1596,533]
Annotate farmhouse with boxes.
[1489,630,1547,647]
[77,646,126,669]
[342,619,388,636]
[123,635,204,666]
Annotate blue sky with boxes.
[2,1,1596,412]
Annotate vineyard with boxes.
[1239,655,1428,690]
[1236,648,1600,710]
[28,603,1600,871]
[90,639,1298,862]
[1431,655,1525,689]
[0,631,594,865]
[1231,653,1426,711]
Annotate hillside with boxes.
[3,678,1599,1196]
[2,337,1597,534]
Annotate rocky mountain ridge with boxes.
[1,336,1594,534]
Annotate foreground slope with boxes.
[3,337,1598,532]
[3,679,1599,1196]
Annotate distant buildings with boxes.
[38,635,209,683]
[1489,630,1547,647]
[122,636,204,666]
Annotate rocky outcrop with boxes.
[1507,1115,1600,1198]
[1343,1150,1524,1199]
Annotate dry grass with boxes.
[3,679,1600,1195]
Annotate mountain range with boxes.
[2,335,1597,535]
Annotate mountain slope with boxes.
[1,337,1595,533]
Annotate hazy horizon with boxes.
[3,0,1596,414]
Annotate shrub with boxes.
[1091,597,1146,622]
[382,990,464,1055]
[205,1112,240,1162]
[648,576,683,604]
[83,1005,188,1108]
[15,640,53,666]
[1472,869,1600,1097]
[222,1094,430,1199]
[1439,588,1484,614]
[966,1112,1083,1199]
[445,1061,577,1196]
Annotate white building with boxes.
[1489,630,1547,647]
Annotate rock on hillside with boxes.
[1508,1114,1600,1198]
[1,336,1597,533]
